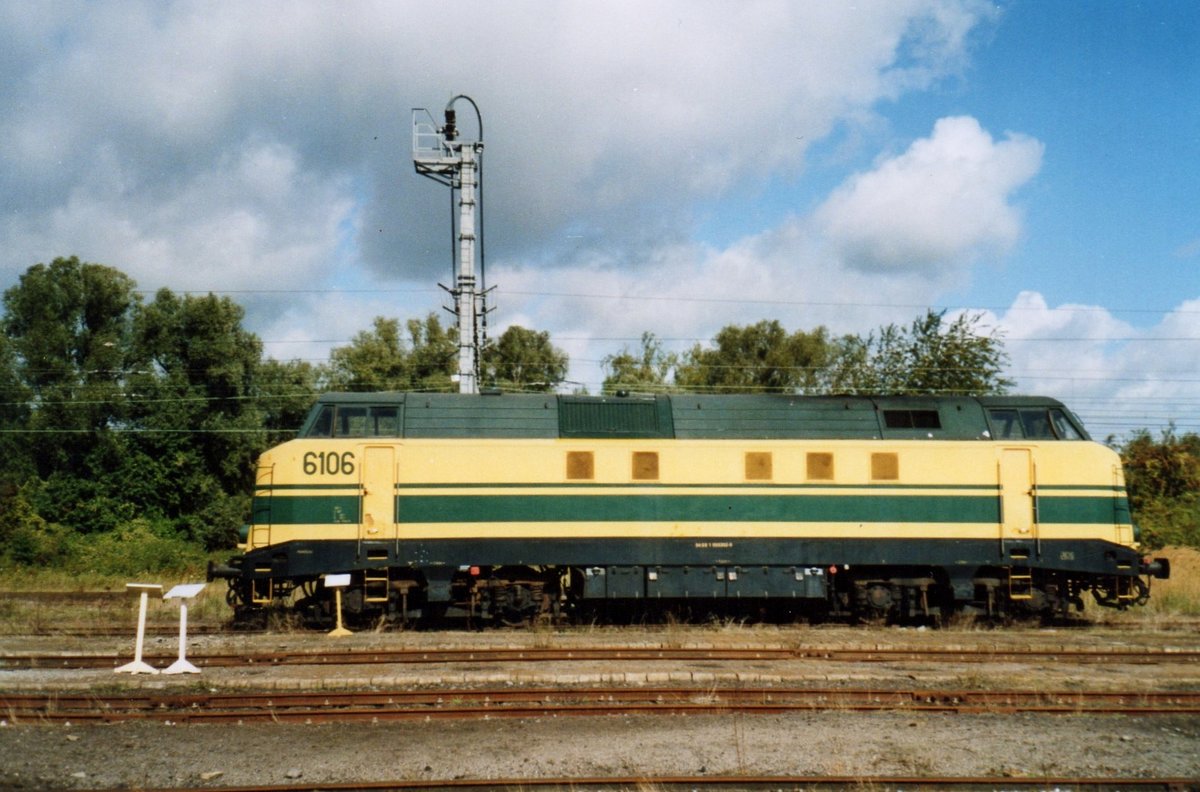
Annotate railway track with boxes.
[74,776,1200,792]
[5,685,1200,723]
[4,643,1199,670]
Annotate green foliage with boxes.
[2,256,139,477]
[0,259,294,566]
[482,325,568,392]
[68,518,208,577]
[604,312,1010,398]
[676,320,832,394]
[1118,427,1200,549]
[256,357,319,444]
[828,310,1013,396]
[323,314,457,392]
[0,484,74,566]
[601,332,679,394]
[128,289,268,493]
[405,314,458,391]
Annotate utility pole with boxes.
[412,95,487,394]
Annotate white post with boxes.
[115,583,162,674]
[325,573,352,637]
[163,583,206,674]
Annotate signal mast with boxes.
[412,95,488,395]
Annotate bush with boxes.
[1120,428,1200,550]
[176,492,250,551]
[1135,497,1200,550]
[67,518,208,577]
[0,484,78,565]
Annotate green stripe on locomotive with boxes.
[252,488,1127,527]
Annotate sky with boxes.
[1,0,1197,438]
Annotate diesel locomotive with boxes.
[209,391,1170,625]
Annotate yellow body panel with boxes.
[249,436,1134,551]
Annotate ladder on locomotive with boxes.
[1008,565,1034,601]
[363,568,390,604]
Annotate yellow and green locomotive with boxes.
[210,392,1170,624]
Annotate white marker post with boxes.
[115,583,163,674]
[324,573,352,637]
[162,583,206,674]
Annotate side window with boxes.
[309,406,334,437]
[370,406,400,437]
[806,452,834,481]
[1050,409,1084,440]
[884,409,941,429]
[632,451,659,481]
[336,406,368,437]
[871,452,899,481]
[1020,409,1054,439]
[745,452,773,481]
[566,451,595,480]
[987,409,1021,439]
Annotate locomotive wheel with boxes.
[852,582,895,624]
[493,582,541,627]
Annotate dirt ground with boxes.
[2,624,1199,789]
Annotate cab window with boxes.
[1050,409,1084,440]
[987,409,1021,438]
[370,406,400,436]
[335,406,369,437]
[989,407,1083,441]
[1020,410,1054,439]
[309,406,334,437]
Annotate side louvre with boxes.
[558,395,675,438]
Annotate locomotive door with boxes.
[998,448,1037,545]
[359,446,397,543]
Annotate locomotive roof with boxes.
[298,392,1089,442]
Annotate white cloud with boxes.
[814,116,1043,275]
[991,292,1200,437]
[4,138,355,297]
[487,114,1040,391]
[489,212,950,392]
[0,1,999,290]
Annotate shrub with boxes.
[67,518,208,577]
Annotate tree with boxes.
[128,289,266,488]
[323,313,457,392]
[674,320,833,394]
[1,256,139,476]
[829,310,1012,396]
[324,317,409,391]
[256,358,319,443]
[0,333,33,484]
[482,325,568,392]
[1118,427,1200,549]
[120,289,267,547]
[404,314,458,392]
[601,332,678,394]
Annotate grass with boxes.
[1142,545,1200,616]
[0,564,232,634]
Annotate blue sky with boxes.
[0,1,1196,436]
[951,1,1199,316]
